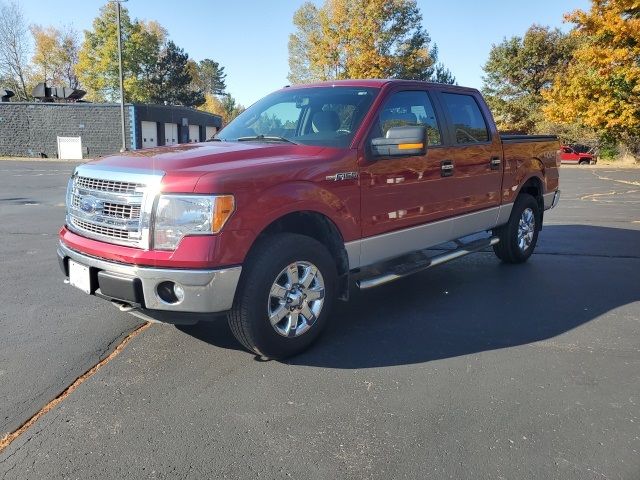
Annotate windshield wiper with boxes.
[236,135,298,145]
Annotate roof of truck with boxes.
[283,79,478,93]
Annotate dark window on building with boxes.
[441,93,489,144]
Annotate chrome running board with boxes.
[356,237,500,290]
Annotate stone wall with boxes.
[0,103,131,158]
[0,102,223,158]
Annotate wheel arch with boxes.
[516,175,545,228]
[251,210,350,301]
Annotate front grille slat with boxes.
[75,176,143,194]
[102,202,142,219]
[71,218,132,240]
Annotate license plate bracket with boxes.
[69,260,91,294]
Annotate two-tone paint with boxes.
[59,80,560,311]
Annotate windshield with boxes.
[215,87,379,148]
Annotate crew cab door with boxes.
[433,90,503,215]
[359,89,454,239]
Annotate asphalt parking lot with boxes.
[1,160,639,479]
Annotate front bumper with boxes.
[543,190,561,210]
[57,241,241,313]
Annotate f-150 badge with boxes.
[326,172,358,181]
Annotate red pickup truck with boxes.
[560,145,596,165]
[58,80,560,358]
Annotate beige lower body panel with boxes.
[346,204,514,269]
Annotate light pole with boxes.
[113,0,128,152]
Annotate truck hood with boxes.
[85,142,328,192]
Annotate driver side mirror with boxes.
[371,126,427,158]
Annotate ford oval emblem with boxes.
[79,196,101,215]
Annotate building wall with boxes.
[0,102,222,158]
[0,103,132,158]
[133,104,222,148]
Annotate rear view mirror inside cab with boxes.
[371,126,427,157]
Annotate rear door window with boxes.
[440,93,489,144]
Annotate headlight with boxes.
[153,194,235,250]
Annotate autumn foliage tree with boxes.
[543,0,640,156]
[76,3,167,102]
[288,0,454,84]
[482,25,575,133]
[201,93,244,125]
[76,4,207,107]
[31,25,80,88]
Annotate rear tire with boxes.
[228,233,337,359]
[493,193,541,264]
[579,159,590,165]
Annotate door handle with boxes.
[441,160,454,177]
[490,157,501,170]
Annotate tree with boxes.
[201,93,244,125]
[543,0,640,157]
[191,58,226,95]
[0,0,31,99]
[431,59,457,85]
[76,4,165,102]
[30,25,80,88]
[59,27,81,89]
[482,25,575,133]
[30,25,59,83]
[288,2,324,84]
[287,0,454,84]
[147,41,205,107]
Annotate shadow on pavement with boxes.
[179,225,640,369]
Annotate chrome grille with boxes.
[75,176,143,194]
[66,166,163,249]
[71,193,141,220]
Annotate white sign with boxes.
[57,136,83,160]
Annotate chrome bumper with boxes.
[57,242,241,313]
[543,190,560,210]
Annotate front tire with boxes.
[493,193,541,264]
[228,233,337,359]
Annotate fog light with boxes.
[173,283,185,302]
[156,281,184,304]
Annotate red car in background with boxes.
[560,145,596,165]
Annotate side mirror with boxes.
[371,126,427,157]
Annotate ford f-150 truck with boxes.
[58,80,560,359]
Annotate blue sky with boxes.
[19,0,591,107]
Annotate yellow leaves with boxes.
[289,0,439,83]
[543,0,640,139]
[30,25,75,86]
[200,94,243,125]
[201,94,224,119]
[31,26,58,78]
